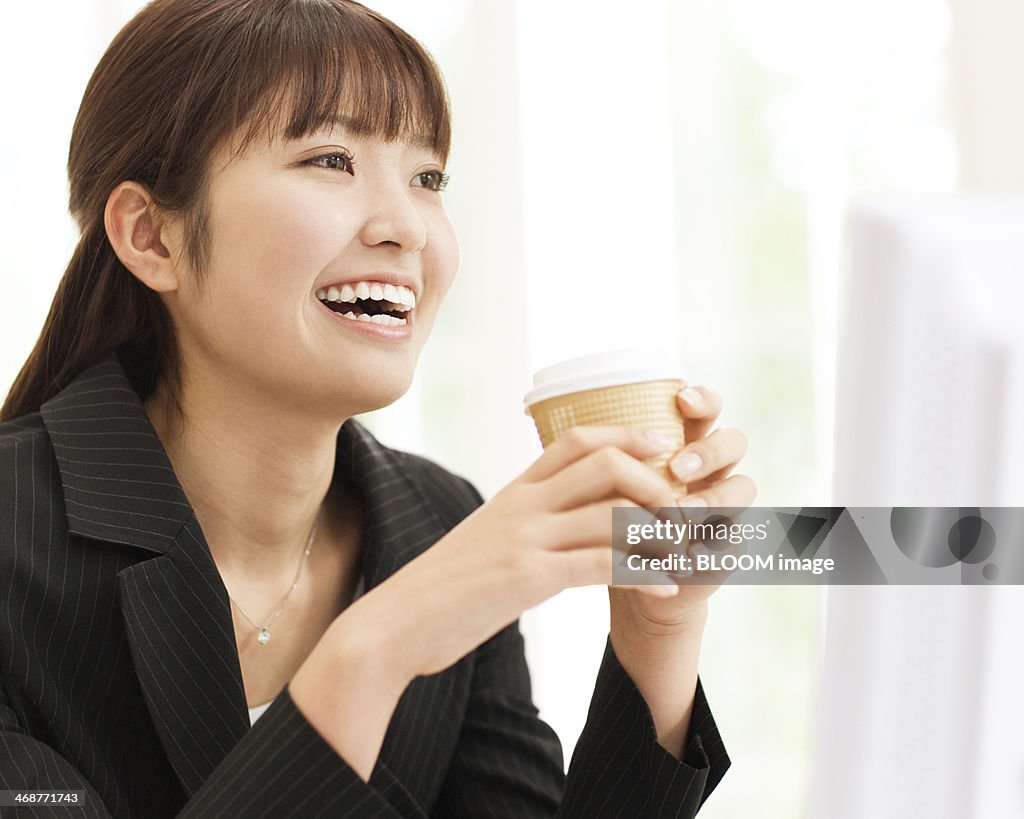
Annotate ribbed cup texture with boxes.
[526,379,686,493]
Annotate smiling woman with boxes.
[1,0,452,422]
[0,1,748,817]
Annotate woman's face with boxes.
[163,120,458,419]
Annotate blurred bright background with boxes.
[2,1,1021,816]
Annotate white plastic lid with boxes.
[523,349,683,408]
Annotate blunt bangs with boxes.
[225,1,451,165]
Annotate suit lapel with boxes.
[39,355,193,552]
[336,423,471,791]
[115,523,250,795]
[338,421,451,593]
[41,352,461,799]
[41,354,249,794]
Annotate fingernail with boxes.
[647,581,680,597]
[670,451,703,478]
[678,495,708,510]
[681,387,702,406]
[644,430,675,452]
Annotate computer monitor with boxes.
[809,195,1024,819]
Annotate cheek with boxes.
[214,185,345,289]
[427,215,460,297]
[183,183,354,360]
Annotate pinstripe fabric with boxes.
[0,351,729,817]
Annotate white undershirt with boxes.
[247,573,365,725]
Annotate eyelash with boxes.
[302,151,450,192]
[304,150,356,174]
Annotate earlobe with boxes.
[104,181,180,293]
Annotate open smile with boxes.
[315,280,415,339]
[316,281,415,327]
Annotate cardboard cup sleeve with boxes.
[526,378,687,493]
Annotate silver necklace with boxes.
[226,511,320,646]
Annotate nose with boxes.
[358,181,428,254]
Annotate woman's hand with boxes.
[605,383,755,758]
[608,383,756,633]
[333,424,698,684]
[293,424,695,781]
[293,384,754,775]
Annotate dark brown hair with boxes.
[1,0,450,422]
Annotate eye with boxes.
[412,170,450,192]
[303,150,356,174]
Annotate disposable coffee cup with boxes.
[523,349,687,492]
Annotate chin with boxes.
[359,380,414,414]
[323,365,417,417]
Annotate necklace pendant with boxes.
[257,628,271,645]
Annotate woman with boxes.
[0,1,754,816]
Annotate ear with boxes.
[104,181,181,293]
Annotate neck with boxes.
[143,367,346,582]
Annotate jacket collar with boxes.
[40,353,193,553]
[39,350,441,585]
[40,351,453,797]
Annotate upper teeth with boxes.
[316,281,416,311]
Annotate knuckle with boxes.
[732,428,749,457]
[561,550,586,589]
[546,549,573,589]
[555,548,608,591]
[561,425,594,452]
[592,503,619,536]
[594,445,625,471]
[651,482,676,509]
[737,474,758,503]
[629,424,655,445]
[695,486,718,508]
[586,550,609,588]
[719,425,748,454]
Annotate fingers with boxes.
[668,426,748,485]
[539,498,644,550]
[549,545,679,598]
[677,473,758,510]
[520,425,676,484]
[676,384,722,443]
[541,445,677,512]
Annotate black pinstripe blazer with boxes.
[0,352,729,818]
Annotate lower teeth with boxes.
[341,311,406,326]
[319,298,409,326]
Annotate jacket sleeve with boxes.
[0,673,424,818]
[432,619,730,818]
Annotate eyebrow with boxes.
[325,115,436,150]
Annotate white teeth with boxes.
[323,306,409,326]
[370,313,405,325]
[316,280,417,309]
[396,286,416,308]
